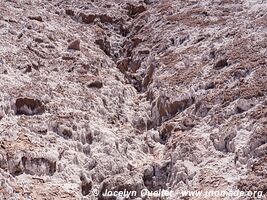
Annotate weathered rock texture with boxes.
[0,0,266,199]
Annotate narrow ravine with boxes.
[0,1,266,200]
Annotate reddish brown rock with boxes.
[67,39,81,51]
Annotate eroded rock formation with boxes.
[0,0,266,199]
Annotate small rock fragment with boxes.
[28,16,43,22]
[214,58,228,70]
[79,13,96,24]
[17,32,23,39]
[87,80,103,89]
[68,39,81,51]
[34,37,44,43]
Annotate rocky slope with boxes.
[0,0,266,199]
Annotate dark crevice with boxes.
[15,98,45,115]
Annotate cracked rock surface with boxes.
[0,0,266,199]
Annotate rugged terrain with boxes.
[0,0,266,199]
